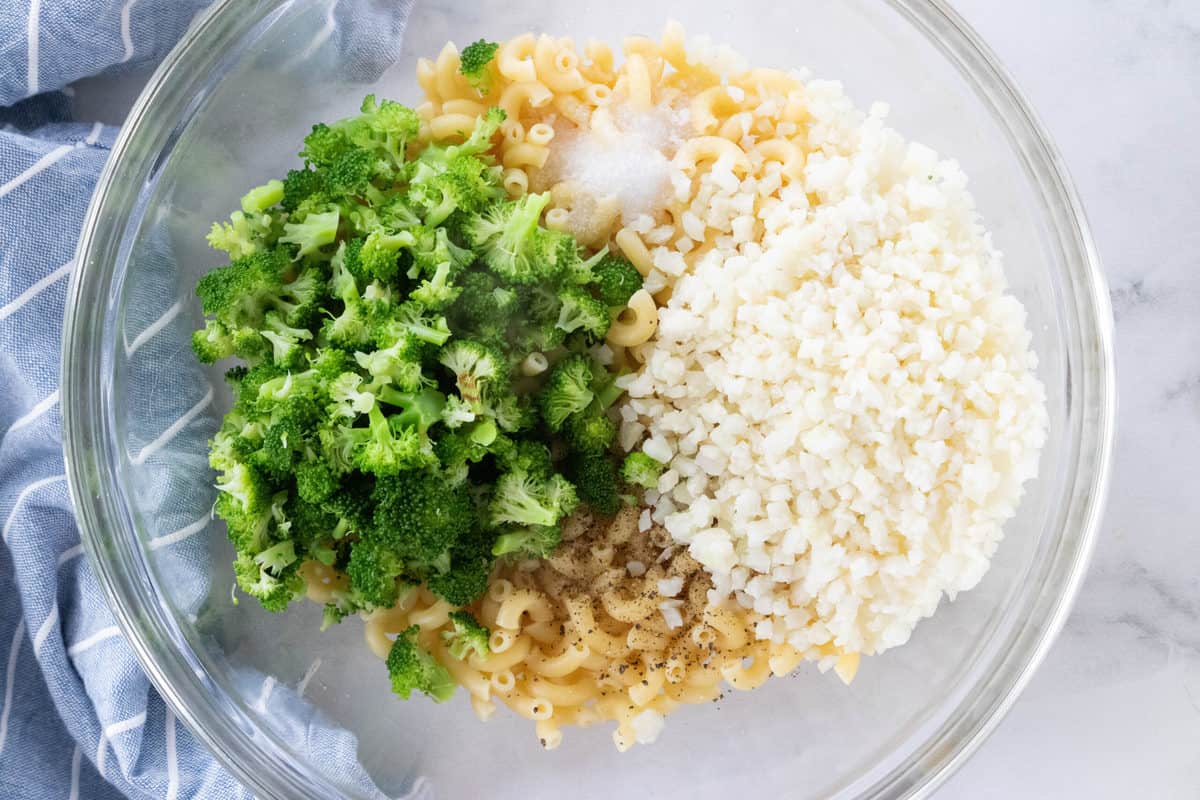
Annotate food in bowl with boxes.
[189,23,1048,751]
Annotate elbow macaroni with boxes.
[320,508,804,751]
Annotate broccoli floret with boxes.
[294,459,338,504]
[409,155,502,227]
[376,386,446,435]
[564,412,616,454]
[592,253,643,306]
[353,343,426,394]
[566,452,621,516]
[621,452,665,490]
[241,180,285,214]
[215,493,272,556]
[538,354,595,430]
[409,260,461,310]
[555,285,610,340]
[207,206,282,258]
[412,227,476,276]
[279,209,340,259]
[214,461,273,515]
[482,390,535,433]
[308,346,350,382]
[249,398,320,480]
[492,524,562,558]
[492,438,553,477]
[354,403,437,475]
[233,552,304,612]
[341,94,422,177]
[300,123,352,169]
[358,228,417,283]
[426,553,492,606]
[191,320,237,363]
[325,147,375,197]
[489,469,578,529]
[260,311,313,368]
[326,372,374,420]
[255,368,324,407]
[434,420,497,483]
[459,40,499,94]
[286,492,339,555]
[387,626,456,702]
[371,472,475,563]
[374,302,453,348]
[442,611,490,660]
[439,395,477,429]
[438,339,507,408]
[196,248,289,325]
[281,169,324,212]
[345,537,406,610]
[254,539,298,574]
[450,271,517,342]
[321,477,375,539]
[461,192,562,284]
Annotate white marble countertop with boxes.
[71,0,1199,797]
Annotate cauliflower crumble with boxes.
[620,81,1048,659]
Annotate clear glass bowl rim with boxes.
[61,1,1116,798]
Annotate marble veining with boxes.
[943,0,1200,797]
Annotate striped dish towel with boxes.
[0,2,416,797]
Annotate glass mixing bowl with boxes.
[61,0,1115,797]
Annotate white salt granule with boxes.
[539,100,688,224]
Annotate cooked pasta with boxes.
[328,506,818,750]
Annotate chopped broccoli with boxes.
[438,339,506,408]
[555,285,610,340]
[233,552,304,612]
[489,469,578,529]
[459,40,499,94]
[387,626,456,702]
[538,354,595,430]
[196,248,288,324]
[207,206,281,259]
[194,96,640,629]
[461,192,561,284]
[592,254,643,306]
[492,524,562,559]
[563,411,616,454]
[241,180,285,214]
[279,209,340,259]
[426,552,492,606]
[439,395,477,429]
[294,459,337,503]
[493,438,554,477]
[442,611,490,661]
[372,471,475,563]
[374,302,452,348]
[566,452,621,516]
[345,537,406,610]
[358,228,417,283]
[354,403,437,475]
[621,451,665,490]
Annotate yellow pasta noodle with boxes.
[607,289,659,347]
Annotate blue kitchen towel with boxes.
[0,1,416,798]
